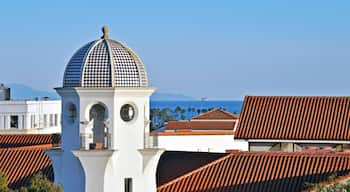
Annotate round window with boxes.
[120,104,135,122]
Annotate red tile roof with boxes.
[165,109,238,133]
[157,152,350,192]
[0,134,61,148]
[157,151,227,186]
[235,96,350,140]
[166,121,236,131]
[151,131,234,136]
[193,109,239,120]
[0,147,54,189]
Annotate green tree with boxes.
[0,172,10,192]
[19,173,62,192]
[305,174,350,191]
[174,106,182,119]
[191,108,196,113]
[180,109,186,120]
[175,106,182,114]
[150,108,161,130]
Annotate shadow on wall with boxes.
[156,151,227,186]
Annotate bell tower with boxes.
[47,27,164,192]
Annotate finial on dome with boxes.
[101,26,109,39]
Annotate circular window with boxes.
[120,104,135,122]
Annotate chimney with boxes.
[0,83,10,101]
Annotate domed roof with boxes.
[63,26,148,88]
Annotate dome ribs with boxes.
[63,34,148,88]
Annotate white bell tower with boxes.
[47,26,164,192]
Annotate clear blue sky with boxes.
[0,0,349,100]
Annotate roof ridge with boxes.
[219,109,240,119]
[192,108,220,119]
[157,153,233,190]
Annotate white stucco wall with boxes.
[154,135,249,152]
[52,87,163,192]
[0,100,61,133]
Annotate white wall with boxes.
[154,135,249,152]
[0,100,61,133]
[53,87,163,192]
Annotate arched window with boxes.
[89,104,108,149]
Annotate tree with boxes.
[174,106,182,119]
[304,174,350,191]
[191,108,196,113]
[175,106,182,114]
[150,108,161,130]
[0,172,10,192]
[19,173,62,192]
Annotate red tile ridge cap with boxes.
[217,109,240,119]
[157,154,233,190]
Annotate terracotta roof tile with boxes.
[151,131,234,136]
[156,151,227,186]
[193,109,239,120]
[157,152,350,192]
[0,134,61,148]
[165,109,238,132]
[166,121,236,131]
[235,96,350,140]
[0,148,53,189]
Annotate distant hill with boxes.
[7,83,59,100]
[5,83,195,101]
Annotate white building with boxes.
[0,84,61,134]
[151,109,248,152]
[47,26,164,192]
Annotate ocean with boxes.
[150,100,243,121]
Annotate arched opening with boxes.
[89,104,108,149]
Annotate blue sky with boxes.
[0,0,349,100]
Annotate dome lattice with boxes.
[63,27,148,88]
